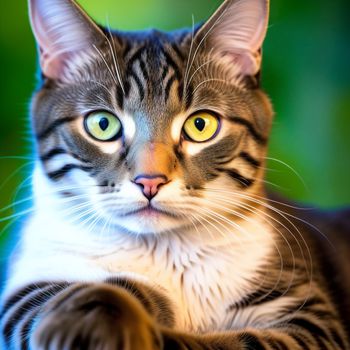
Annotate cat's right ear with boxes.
[28,0,105,80]
[195,0,269,79]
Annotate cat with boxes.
[1,0,349,349]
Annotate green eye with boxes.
[183,112,220,142]
[84,111,122,141]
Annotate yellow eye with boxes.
[183,112,220,142]
[84,111,122,141]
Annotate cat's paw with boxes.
[32,284,162,350]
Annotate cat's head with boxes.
[29,0,273,236]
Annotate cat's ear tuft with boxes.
[196,0,269,77]
[28,0,105,80]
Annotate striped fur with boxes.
[1,0,349,349]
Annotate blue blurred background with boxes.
[0,0,349,278]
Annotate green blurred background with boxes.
[0,0,349,277]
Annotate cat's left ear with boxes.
[196,0,269,77]
[28,0,106,80]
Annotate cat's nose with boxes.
[134,174,168,200]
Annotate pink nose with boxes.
[134,175,168,200]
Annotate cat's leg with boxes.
[0,278,174,350]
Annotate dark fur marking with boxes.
[329,328,347,349]
[0,282,50,317]
[126,46,147,68]
[184,83,194,109]
[129,71,145,101]
[47,164,94,181]
[177,82,184,103]
[271,340,289,350]
[229,289,284,310]
[116,86,124,109]
[218,168,254,188]
[139,59,149,82]
[40,148,67,162]
[3,284,69,344]
[229,117,267,145]
[238,333,267,350]
[170,42,185,60]
[38,117,76,140]
[19,309,40,350]
[40,148,88,163]
[161,65,169,81]
[239,151,261,168]
[289,317,330,344]
[122,41,131,60]
[292,335,310,350]
[161,48,182,80]
[164,74,177,101]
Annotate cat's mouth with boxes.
[121,204,179,218]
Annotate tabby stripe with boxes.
[170,42,185,60]
[1,282,50,317]
[126,46,147,68]
[161,65,169,81]
[183,83,194,109]
[228,289,284,310]
[19,309,40,350]
[229,117,267,145]
[215,155,236,166]
[218,168,254,188]
[292,334,311,350]
[238,151,261,168]
[288,317,331,345]
[164,74,177,101]
[47,164,93,180]
[139,59,149,82]
[3,283,69,344]
[40,148,88,163]
[238,333,267,350]
[271,340,288,350]
[37,117,76,140]
[116,86,124,109]
[40,148,67,162]
[330,328,347,349]
[129,71,145,101]
[122,41,132,60]
[161,49,182,80]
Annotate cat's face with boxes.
[30,0,273,235]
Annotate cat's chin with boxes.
[109,209,190,236]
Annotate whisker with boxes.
[200,196,294,304]
[203,188,315,317]
[105,17,125,95]
[93,44,120,87]
[184,6,229,95]
[265,156,308,191]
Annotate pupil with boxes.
[195,118,206,132]
[99,117,109,131]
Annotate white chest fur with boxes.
[8,207,274,333]
[94,229,273,332]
